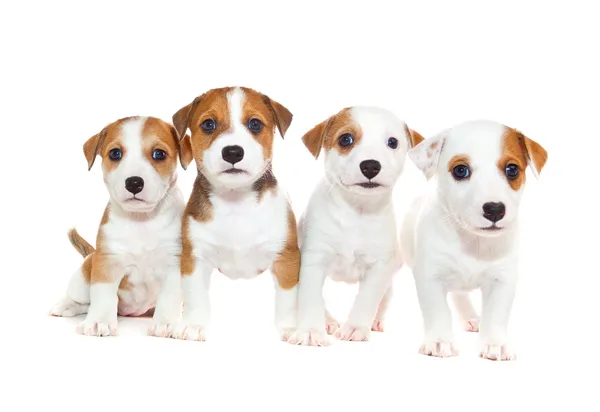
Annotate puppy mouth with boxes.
[124,196,146,203]
[479,225,503,232]
[355,182,382,189]
[221,168,247,175]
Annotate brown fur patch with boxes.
[404,125,425,147]
[253,168,278,201]
[81,253,93,283]
[301,108,362,158]
[517,130,548,174]
[499,128,528,190]
[448,155,471,172]
[271,207,300,289]
[141,117,181,179]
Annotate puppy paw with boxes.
[335,324,371,341]
[371,319,385,332]
[463,318,480,332]
[480,344,516,361]
[278,327,295,341]
[287,329,330,346]
[49,297,88,317]
[148,322,172,338]
[419,341,459,358]
[168,323,207,342]
[76,319,117,337]
[325,319,340,335]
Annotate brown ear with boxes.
[83,128,108,170]
[517,131,548,177]
[172,98,199,140]
[179,133,194,169]
[407,127,424,148]
[302,116,334,159]
[263,95,293,138]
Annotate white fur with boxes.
[401,119,543,360]
[288,106,409,346]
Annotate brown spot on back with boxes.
[499,128,528,191]
[272,207,300,289]
[301,108,363,158]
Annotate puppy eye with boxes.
[387,137,398,149]
[109,148,122,161]
[505,164,519,180]
[152,149,167,161]
[452,165,470,180]
[338,133,354,147]
[247,118,264,134]
[200,119,216,133]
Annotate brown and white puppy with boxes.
[49,116,192,337]
[164,86,299,341]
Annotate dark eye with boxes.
[152,149,166,161]
[247,118,264,134]
[108,149,122,161]
[201,119,216,133]
[505,164,519,180]
[452,165,470,180]
[338,133,354,147]
[387,137,398,149]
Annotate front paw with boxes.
[76,318,118,337]
[287,329,330,346]
[148,321,173,338]
[480,344,516,361]
[371,319,385,332]
[419,340,459,358]
[334,324,371,341]
[168,322,207,341]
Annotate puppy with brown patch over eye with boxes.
[287,106,423,346]
[400,120,548,360]
[49,116,193,337]
[165,86,299,342]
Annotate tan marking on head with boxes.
[271,207,300,289]
[83,116,139,171]
[301,108,362,159]
[140,117,182,179]
[447,155,471,172]
[499,128,528,191]
[181,174,213,276]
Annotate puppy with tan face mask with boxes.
[400,120,548,360]
[49,116,193,336]
[288,107,423,346]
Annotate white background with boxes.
[1,0,598,410]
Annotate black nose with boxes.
[222,145,244,165]
[359,159,381,180]
[125,176,144,195]
[482,202,506,223]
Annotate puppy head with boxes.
[409,120,548,236]
[84,116,193,212]
[172,86,292,189]
[302,106,423,194]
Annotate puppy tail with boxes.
[67,228,95,258]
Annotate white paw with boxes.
[371,319,385,332]
[148,322,172,338]
[463,318,480,332]
[168,323,207,341]
[325,319,340,335]
[480,344,516,361]
[49,297,88,317]
[287,329,330,346]
[334,324,371,341]
[76,319,117,337]
[419,341,459,358]
[278,327,295,341]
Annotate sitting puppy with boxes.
[288,106,424,346]
[167,86,299,341]
[49,116,192,337]
[400,120,548,360]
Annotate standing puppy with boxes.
[400,120,548,360]
[288,107,423,346]
[50,116,193,336]
[168,86,299,341]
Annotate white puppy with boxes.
[49,116,192,337]
[400,120,548,360]
[288,106,424,346]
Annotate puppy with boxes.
[400,120,548,360]
[49,116,192,337]
[288,106,424,346]
[167,86,299,341]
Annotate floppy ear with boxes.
[404,125,424,148]
[172,97,199,141]
[168,125,193,170]
[301,116,334,159]
[83,127,108,170]
[263,95,293,138]
[516,131,548,178]
[408,129,448,179]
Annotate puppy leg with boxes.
[49,264,90,317]
[273,278,298,341]
[479,279,517,361]
[414,267,458,357]
[371,286,393,332]
[148,270,182,338]
[450,291,480,332]
[325,309,340,335]
[168,262,212,342]
[335,262,393,342]
[287,253,330,346]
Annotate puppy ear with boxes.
[404,125,424,148]
[301,116,334,159]
[168,125,193,170]
[83,127,108,170]
[172,97,199,140]
[408,130,448,179]
[516,131,548,178]
[263,95,293,138]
